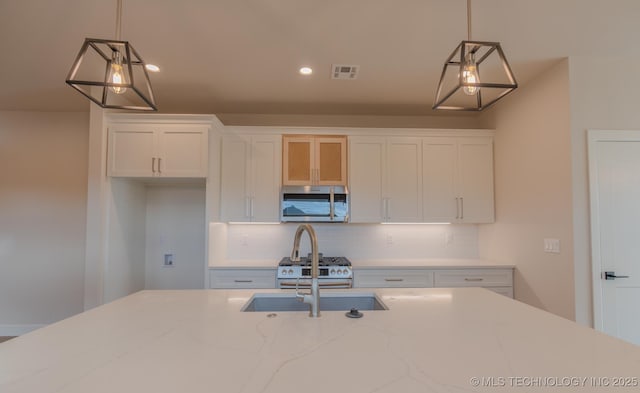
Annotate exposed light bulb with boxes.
[108,52,128,94]
[461,53,480,96]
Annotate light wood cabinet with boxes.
[108,124,208,177]
[220,134,281,222]
[349,136,422,223]
[422,136,494,223]
[282,135,347,186]
[209,268,277,289]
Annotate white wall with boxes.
[0,111,89,334]
[105,178,146,302]
[145,184,205,289]
[212,223,479,265]
[478,60,575,320]
[105,181,206,298]
[568,56,640,326]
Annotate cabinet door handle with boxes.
[455,197,460,219]
[460,197,464,220]
[234,279,253,283]
[158,158,162,174]
[464,278,483,282]
[245,197,251,218]
[250,197,254,218]
[382,198,388,221]
[152,157,156,173]
[387,198,392,220]
[384,278,404,282]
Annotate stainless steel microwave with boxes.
[281,186,349,223]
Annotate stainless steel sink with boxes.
[241,292,388,312]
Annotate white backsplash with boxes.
[210,222,479,265]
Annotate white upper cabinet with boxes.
[349,137,385,223]
[423,137,458,222]
[423,136,494,223]
[108,123,208,178]
[352,133,494,224]
[220,134,282,222]
[457,137,494,223]
[385,138,423,222]
[349,136,422,223]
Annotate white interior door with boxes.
[588,130,640,345]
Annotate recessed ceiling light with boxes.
[299,66,313,75]
[145,64,160,72]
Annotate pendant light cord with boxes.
[467,0,472,41]
[115,0,123,40]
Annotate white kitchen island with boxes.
[1,288,639,393]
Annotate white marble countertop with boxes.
[212,258,515,268]
[1,288,638,392]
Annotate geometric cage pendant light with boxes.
[433,0,517,111]
[66,0,157,111]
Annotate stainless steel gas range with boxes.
[277,254,353,289]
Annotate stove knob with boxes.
[330,269,336,275]
[281,269,287,275]
[288,269,294,274]
[341,269,347,275]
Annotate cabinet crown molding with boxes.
[223,125,494,138]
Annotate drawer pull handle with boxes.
[234,279,253,283]
[384,278,404,282]
[464,278,484,282]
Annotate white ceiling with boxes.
[2,0,640,116]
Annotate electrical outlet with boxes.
[444,232,454,245]
[386,233,393,246]
[163,254,174,267]
[543,238,560,254]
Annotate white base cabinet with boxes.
[353,269,433,288]
[354,267,513,298]
[209,268,277,289]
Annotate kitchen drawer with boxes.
[354,269,433,288]
[485,286,514,298]
[434,269,513,288]
[209,268,276,289]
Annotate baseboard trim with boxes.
[0,324,47,336]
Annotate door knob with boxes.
[603,271,630,280]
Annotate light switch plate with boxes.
[544,238,560,254]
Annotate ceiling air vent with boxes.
[332,64,359,80]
